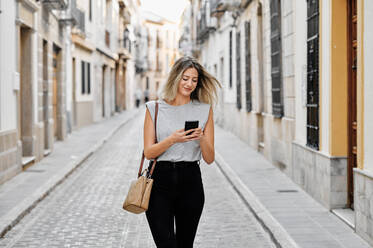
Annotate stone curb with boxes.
[214,152,300,248]
[0,110,140,238]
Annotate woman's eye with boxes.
[193,80,197,83]
[183,78,188,81]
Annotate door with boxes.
[52,47,59,138]
[72,57,77,128]
[347,0,357,209]
[102,65,106,117]
[42,40,49,148]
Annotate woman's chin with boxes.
[180,91,192,97]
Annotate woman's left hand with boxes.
[187,128,204,141]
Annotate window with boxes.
[270,0,283,117]
[245,21,252,112]
[146,77,149,89]
[89,0,92,21]
[236,31,242,109]
[87,62,91,94]
[81,61,91,94]
[229,31,233,88]
[81,61,85,94]
[306,0,319,149]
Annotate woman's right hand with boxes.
[169,128,197,144]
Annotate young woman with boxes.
[143,56,221,248]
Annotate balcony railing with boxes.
[41,0,68,10]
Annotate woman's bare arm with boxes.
[199,107,215,164]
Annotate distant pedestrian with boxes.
[143,56,221,248]
[144,89,149,103]
[135,88,142,108]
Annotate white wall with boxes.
[364,0,373,172]
[0,0,17,131]
[294,0,307,144]
[320,0,331,154]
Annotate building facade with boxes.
[142,11,180,101]
[0,0,147,185]
[181,0,373,245]
[0,0,70,184]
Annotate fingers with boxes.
[183,128,197,135]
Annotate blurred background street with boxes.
[1,0,373,247]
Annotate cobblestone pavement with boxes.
[0,113,276,248]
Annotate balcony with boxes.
[119,34,131,59]
[72,6,85,32]
[210,0,226,17]
[120,8,131,25]
[197,3,216,44]
[210,0,241,17]
[41,0,68,10]
[59,0,84,33]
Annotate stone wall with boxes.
[292,142,348,209]
[0,130,21,184]
[354,168,373,246]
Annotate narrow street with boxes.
[0,112,276,248]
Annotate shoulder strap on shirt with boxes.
[139,101,159,178]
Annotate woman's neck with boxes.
[168,95,191,106]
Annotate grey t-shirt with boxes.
[145,99,211,162]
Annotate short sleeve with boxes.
[145,100,156,123]
[201,103,212,130]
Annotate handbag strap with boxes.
[138,101,159,178]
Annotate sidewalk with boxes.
[214,125,371,248]
[0,109,140,238]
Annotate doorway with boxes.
[19,26,33,157]
[347,0,357,209]
[72,57,77,128]
[102,65,107,117]
[52,45,61,139]
[42,40,50,150]
[257,3,265,152]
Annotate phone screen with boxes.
[185,121,199,135]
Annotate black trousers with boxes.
[146,160,205,248]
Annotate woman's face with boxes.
[178,67,198,97]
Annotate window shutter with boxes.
[306,0,320,149]
[245,21,252,112]
[270,0,283,117]
[236,31,242,109]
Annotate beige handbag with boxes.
[123,102,159,214]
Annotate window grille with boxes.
[81,61,85,94]
[236,31,242,109]
[270,0,283,117]
[306,0,319,149]
[245,21,252,112]
[229,31,233,88]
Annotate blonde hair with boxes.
[161,56,222,106]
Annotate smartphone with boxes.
[185,121,199,135]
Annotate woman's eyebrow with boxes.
[183,75,198,78]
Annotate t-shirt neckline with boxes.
[161,99,192,107]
